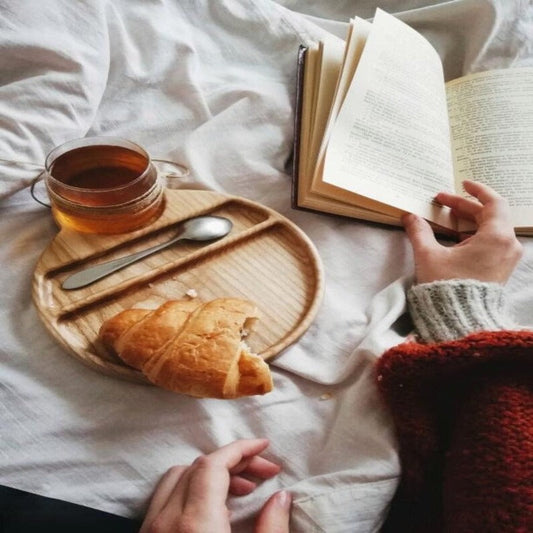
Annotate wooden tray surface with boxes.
[32,189,324,384]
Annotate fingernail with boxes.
[275,490,292,509]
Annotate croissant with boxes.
[98,298,273,399]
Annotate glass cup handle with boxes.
[30,171,51,208]
[0,157,51,208]
[152,158,190,187]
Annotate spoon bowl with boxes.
[180,215,233,241]
[62,215,233,290]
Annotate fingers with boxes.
[436,181,514,236]
[229,455,282,496]
[404,182,522,284]
[139,466,188,533]
[229,475,257,495]
[462,180,516,236]
[462,179,502,205]
[140,439,283,533]
[402,213,439,254]
[183,457,233,511]
[403,213,445,284]
[254,491,292,533]
[435,191,481,221]
[230,454,282,479]
[435,181,498,220]
[207,438,271,470]
[436,180,502,212]
[164,439,268,512]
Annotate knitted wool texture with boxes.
[377,330,533,532]
[407,280,516,343]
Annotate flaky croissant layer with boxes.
[98,298,273,399]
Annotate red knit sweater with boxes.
[376,330,533,532]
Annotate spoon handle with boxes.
[62,234,184,290]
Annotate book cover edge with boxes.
[291,45,307,210]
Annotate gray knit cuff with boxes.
[407,279,517,344]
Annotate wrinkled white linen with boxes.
[0,0,532,531]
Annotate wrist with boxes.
[407,279,517,343]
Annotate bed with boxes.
[1,0,531,530]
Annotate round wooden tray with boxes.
[32,189,324,384]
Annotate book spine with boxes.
[291,45,307,209]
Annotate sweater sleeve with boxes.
[407,279,518,343]
[376,331,533,532]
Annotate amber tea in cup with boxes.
[45,137,165,234]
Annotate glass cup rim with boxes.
[46,179,164,213]
[44,136,154,194]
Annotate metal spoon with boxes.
[61,215,233,290]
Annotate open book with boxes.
[293,9,533,235]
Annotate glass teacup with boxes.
[43,137,186,234]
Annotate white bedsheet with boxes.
[1,0,532,531]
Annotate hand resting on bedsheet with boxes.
[139,438,290,533]
[140,181,530,531]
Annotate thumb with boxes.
[254,490,291,533]
[402,213,439,256]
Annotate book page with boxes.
[447,67,533,229]
[311,17,372,191]
[322,9,456,228]
[298,44,319,180]
[307,36,346,173]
